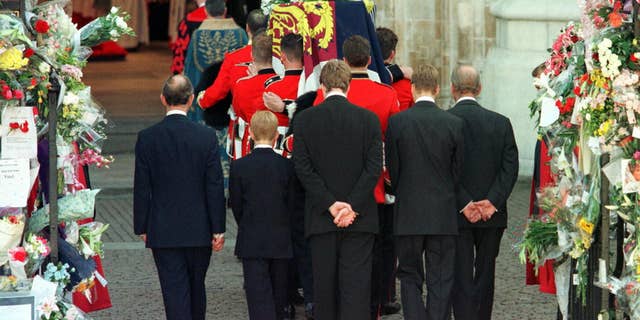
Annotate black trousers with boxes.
[371,204,397,318]
[452,227,505,320]
[396,235,456,320]
[242,258,289,320]
[152,247,212,320]
[291,180,314,304]
[310,231,374,320]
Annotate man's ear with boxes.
[389,50,396,61]
[187,94,195,107]
[160,94,168,107]
[248,128,255,141]
[320,83,328,95]
[434,85,440,97]
[476,84,483,96]
[367,56,372,67]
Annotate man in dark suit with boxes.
[385,64,464,320]
[448,65,519,320]
[230,111,295,320]
[293,60,382,320]
[133,74,226,320]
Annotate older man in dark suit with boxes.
[385,64,464,320]
[133,74,226,320]
[293,60,382,320]
[449,65,519,320]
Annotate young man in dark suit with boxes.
[230,111,296,320]
[448,65,519,320]
[293,60,383,320]
[385,64,464,320]
[133,74,226,320]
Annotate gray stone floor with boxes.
[82,43,558,319]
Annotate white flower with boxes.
[599,38,612,49]
[110,7,119,14]
[586,113,591,121]
[38,297,59,319]
[63,92,80,106]
[115,16,128,30]
[38,62,50,74]
[109,29,119,39]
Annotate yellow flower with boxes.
[363,0,375,13]
[595,119,614,136]
[579,218,595,234]
[0,47,28,70]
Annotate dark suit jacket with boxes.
[293,95,383,237]
[448,99,519,229]
[229,148,295,258]
[386,101,464,235]
[133,114,226,248]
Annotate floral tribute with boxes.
[521,0,640,317]
[0,0,132,318]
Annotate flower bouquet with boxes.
[24,233,50,276]
[0,214,25,266]
[77,222,109,259]
[8,246,28,279]
[28,189,100,233]
[79,7,134,48]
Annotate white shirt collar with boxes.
[415,96,436,104]
[166,110,187,117]
[456,96,477,104]
[325,90,347,98]
[253,144,273,149]
[198,2,206,7]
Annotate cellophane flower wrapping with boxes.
[28,189,100,233]
[0,216,25,265]
[79,7,134,48]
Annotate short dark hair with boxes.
[205,0,226,17]
[412,64,439,92]
[162,74,194,106]
[342,35,370,68]
[252,32,273,64]
[281,33,303,62]
[320,60,352,92]
[376,27,398,60]
[246,9,267,35]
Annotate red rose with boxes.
[13,250,26,262]
[556,100,563,108]
[633,53,639,63]
[571,35,579,43]
[9,122,19,129]
[30,78,37,87]
[565,97,576,108]
[23,48,34,58]
[13,90,23,100]
[2,90,12,100]
[8,216,18,224]
[34,20,50,34]
[19,121,28,133]
[574,86,581,96]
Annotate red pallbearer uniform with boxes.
[265,69,302,157]
[231,68,280,158]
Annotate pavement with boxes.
[82,43,557,319]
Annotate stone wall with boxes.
[374,0,579,176]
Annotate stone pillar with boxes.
[481,0,579,176]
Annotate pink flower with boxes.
[8,247,27,262]
[634,151,640,160]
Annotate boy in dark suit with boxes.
[230,111,296,320]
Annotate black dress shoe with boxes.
[381,302,401,315]
[305,302,314,319]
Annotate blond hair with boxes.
[320,60,352,92]
[250,111,278,142]
[412,64,439,92]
